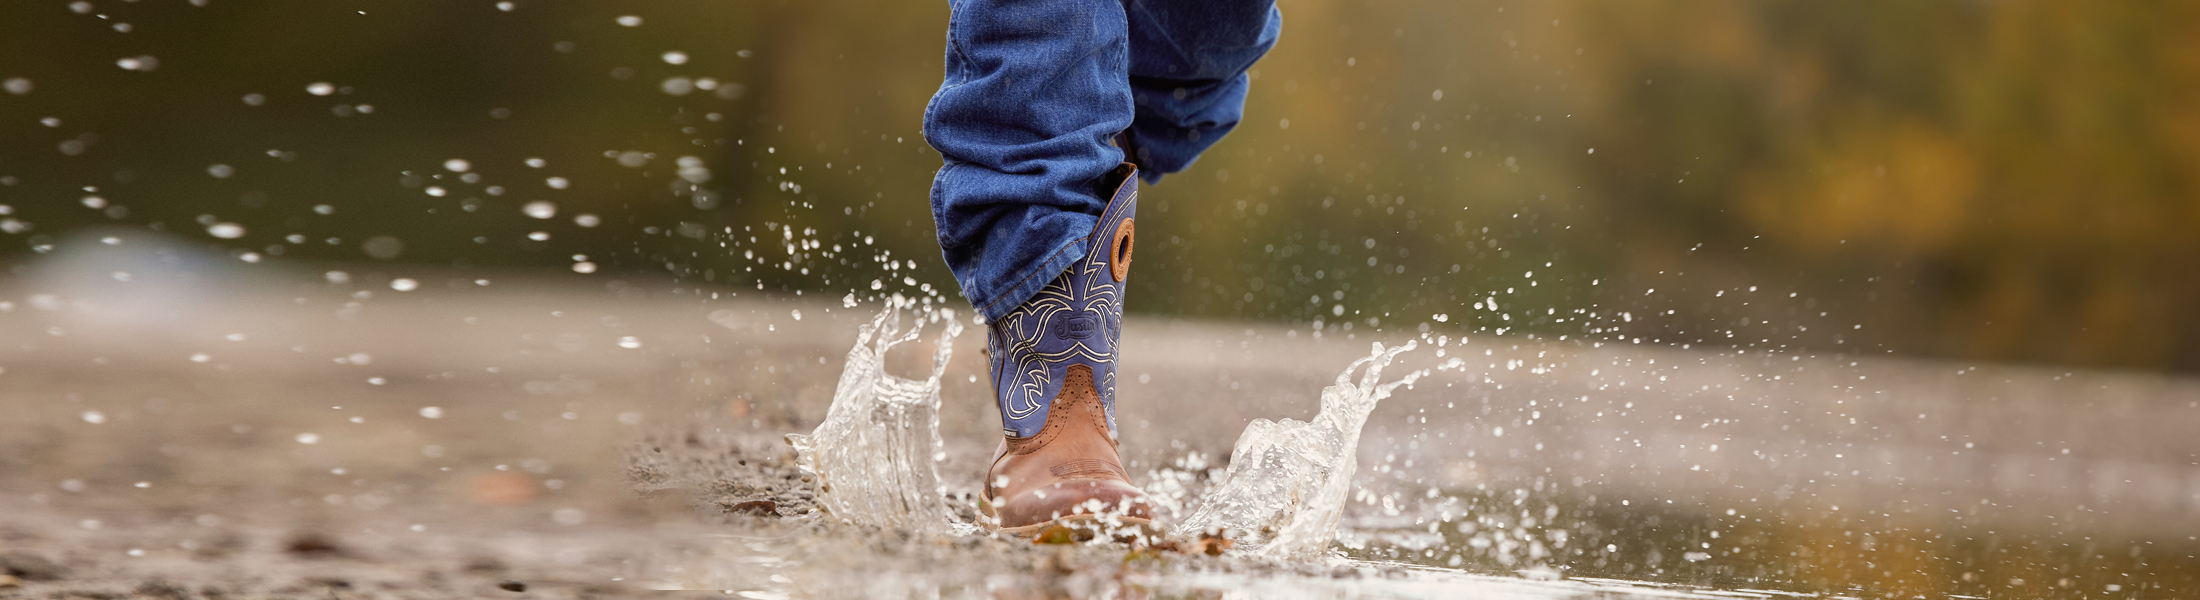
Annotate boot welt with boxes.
[989,513,1161,542]
[979,496,1157,538]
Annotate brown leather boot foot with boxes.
[981,366,1154,537]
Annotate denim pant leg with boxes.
[1121,0,1281,184]
[924,0,1133,322]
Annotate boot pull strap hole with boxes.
[1109,219,1135,282]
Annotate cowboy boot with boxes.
[981,163,1152,536]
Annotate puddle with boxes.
[766,302,2200,597]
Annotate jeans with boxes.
[924,0,1281,321]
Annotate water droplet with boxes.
[206,222,246,239]
[295,432,321,445]
[419,406,443,419]
[2,78,30,95]
[571,261,597,274]
[617,336,642,349]
[306,82,335,96]
[615,15,642,26]
[443,158,471,172]
[207,164,234,178]
[572,213,600,227]
[390,278,419,292]
[662,51,688,65]
[81,410,106,424]
[522,200,556,219]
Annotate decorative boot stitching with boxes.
[1006,365,1097,455]
[987,164,1137,438]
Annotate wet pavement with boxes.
[2,236,2197,598]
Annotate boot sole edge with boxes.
[988,514,1160,540]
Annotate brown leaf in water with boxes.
[722,499,779,517]
[1030,523,1082,545]
[1194,532,1233,556]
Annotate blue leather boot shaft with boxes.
[987,164,1138,439]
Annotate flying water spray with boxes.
[786,297,969,536]
[1178,341,1427,559]
[790,300,1427,558]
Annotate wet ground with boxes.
[2,236,2198,598]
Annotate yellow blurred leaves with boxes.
[1740,123,1981,255]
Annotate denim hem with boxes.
[970,237,1088,322]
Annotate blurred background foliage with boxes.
[3,0,2197,372]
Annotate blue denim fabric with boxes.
[924,0,1280,321]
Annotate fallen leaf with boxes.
[1194,532,1233,556]
[723,499,778,517]
[1030,524,1085,545]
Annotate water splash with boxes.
[787,306,1424,556]
[1179,340,1427,559]
[785,297,967,535]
